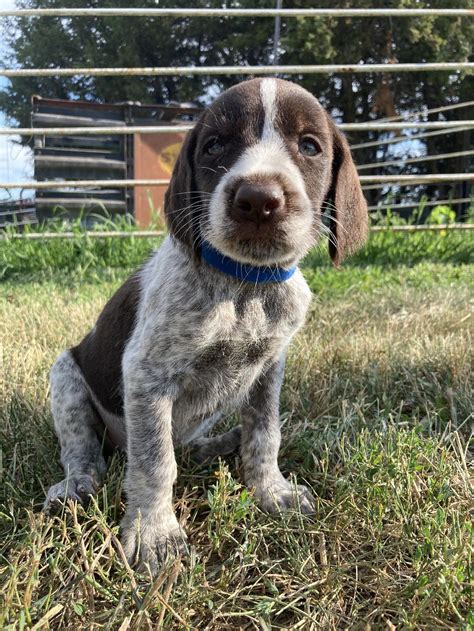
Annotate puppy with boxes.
[44,78,368,572]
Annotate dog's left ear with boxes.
[164,123,202,256]
[324,120,368,265]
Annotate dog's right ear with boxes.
[164,123,202,255]
[324,119,368,266]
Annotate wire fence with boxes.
[2,224,474,241]
[1,8,472,17]
[0,5,472,232]
[4,99,472,138]
[367,197,472,212]
[372,100,474,123]
[1,120,472,138]
[3,63,473,78]
[350,126,473,150]
[357,150,474,171]
[1,174,472,192]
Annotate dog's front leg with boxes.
[121,374,187,573]
[241,357,315,515]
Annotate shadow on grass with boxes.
[2,335,470,511]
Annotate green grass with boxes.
[1,233,473,629]
[0,217,163,280]
[1,214,474,280]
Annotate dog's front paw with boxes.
[43,474,99,513]
[255,480,315,515]
[121,510,188,575]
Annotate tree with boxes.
[280,0,473,210]
[1,0,472,213]
[0,0,276,123]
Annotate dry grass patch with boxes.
[1,263,472,629]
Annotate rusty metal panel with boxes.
[133,131,186,226]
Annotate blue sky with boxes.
[0,0,33,200]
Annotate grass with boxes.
[0,230,473,629]
[2,212,474,280]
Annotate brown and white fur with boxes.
[44,78,368,573]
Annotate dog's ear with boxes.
[164,123,201,255]
[324,120,368,265]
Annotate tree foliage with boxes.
[1,0,472,207]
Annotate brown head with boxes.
[165,78,368,267]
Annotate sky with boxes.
[0,0,33,201]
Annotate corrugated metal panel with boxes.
[32,96,201,223]
[33,96,129,221]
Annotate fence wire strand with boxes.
[0,121,473,138]
[357,150,474,170]
[1,174,472,191]
[374,100,474,124]
[2,224,474,241]
[350,126,473,150]
[1,8,472,18]
[2,63,473,79]
[367,197,472,211]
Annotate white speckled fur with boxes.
[119,236,312,570]
[45,351,107,509]
[45,78,368,574]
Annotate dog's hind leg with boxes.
[191,426,241,464]
[44,350,107,513]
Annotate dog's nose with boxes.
[230,183,285,224]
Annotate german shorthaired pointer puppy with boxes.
[45,78,368,573]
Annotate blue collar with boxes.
[201,241,297,284]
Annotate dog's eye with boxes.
[204,138,224,156]
[299,137,321,157]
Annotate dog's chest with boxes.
[195,297,280,362]
[173,293,303,422]
[197,292,296,361]
[194,337,271,370]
